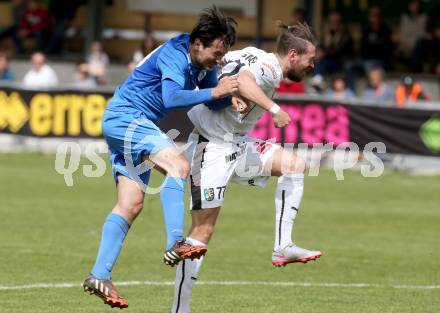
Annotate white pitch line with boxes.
[0,280,439,291]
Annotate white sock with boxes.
[171,237,206,313]
[274,173,304,250]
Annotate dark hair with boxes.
[292,7,306,17]
[406,0,423,15]
[190,6,237,48]
[275,21,316,56]
[368,65,385,76]
[331,73,346,83]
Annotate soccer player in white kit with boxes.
[170,22,322,313]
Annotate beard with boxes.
[193,59,205,69]
[287,62,313,82]
[286,70,304,82]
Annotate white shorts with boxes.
[187,133,280,210]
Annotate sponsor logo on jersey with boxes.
[224,144,246,163]
[261,63,278,80]
[198,70,207,81]
[203,188,215,201]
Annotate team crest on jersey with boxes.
[203,188,215,201]
[198,70,207,81]
[254,141,272,154]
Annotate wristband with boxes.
[269,103,281,115]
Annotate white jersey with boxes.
[187,47,283,143]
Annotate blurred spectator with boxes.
[411,19,440,73]
[363,66,394,102]
[346,6,393,90]
[0,0,25,53]
[360,6,393,68]
[397,0,427,59]
[46,0,83,55]
[86,41,109,84]
[276,78,305,94]
[395,76,430,107]
[132,33,159,64]
[127,61,136,75]
[290,7,306,24]
[19,0,52,52]
[315,11,352,77]
[0,51,15,81]
[325,74,356,101]
[73,62,97,89]
[308,74,326,95]
[23,52,58,88]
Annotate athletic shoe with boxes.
[82,275,129,309]
[163,239,207,267]
[272,244,322,267]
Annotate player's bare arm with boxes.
[237,70,291,128]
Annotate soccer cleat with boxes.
[82,275,129,309]
[272,244,322,267]
[163,239,207,267]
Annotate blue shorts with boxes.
[102,106,174,186]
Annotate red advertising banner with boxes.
[1,86,439,156]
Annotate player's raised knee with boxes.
[168,157,190,178]
[274,151,306,176]
[179,159,191,177]
[286,155,306,174]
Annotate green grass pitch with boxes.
[0,153,439,313]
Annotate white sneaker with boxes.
[272,244,322,267]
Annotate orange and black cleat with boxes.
[163,239,207,267]
[82,275,129,309]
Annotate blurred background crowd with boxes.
[0,0,438,105]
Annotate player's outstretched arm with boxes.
[237,70,291,128]
[162,77,238,109]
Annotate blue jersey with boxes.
[108,33,218,123]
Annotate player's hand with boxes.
[212,76,239,99]
[272,109,291,128]
[232,96,251,113]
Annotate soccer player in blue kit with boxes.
[82,7,238,309]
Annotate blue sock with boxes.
[160,177,186,250]
[91,213,130,280]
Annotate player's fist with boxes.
[212,76,239,99]
[272,109,291,128]
[232,96,251,113]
